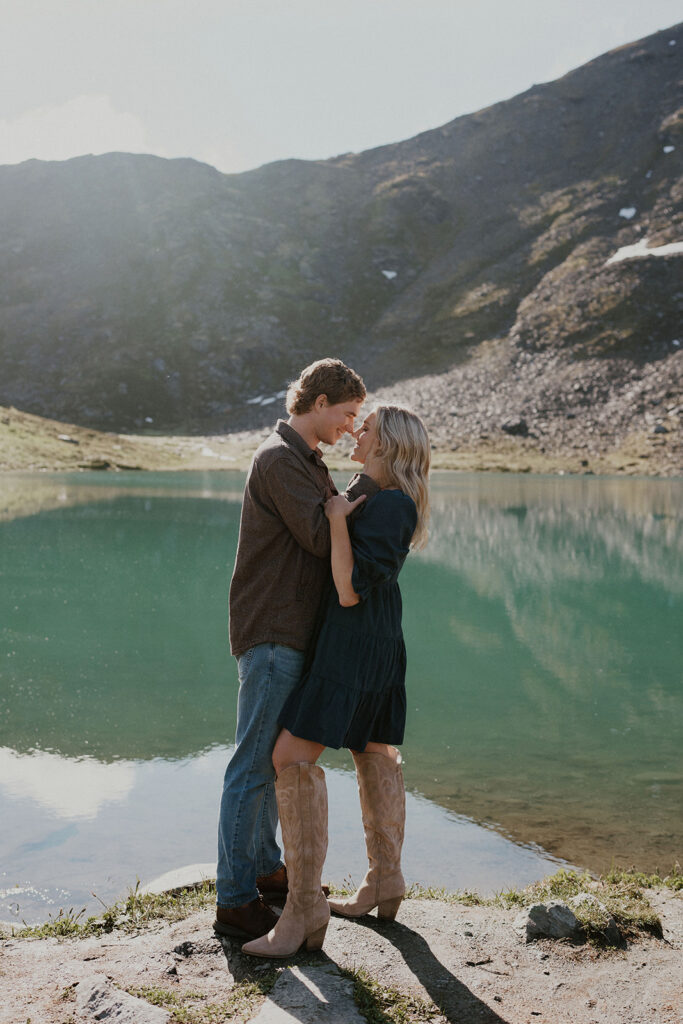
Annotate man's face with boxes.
[315,397,363,446]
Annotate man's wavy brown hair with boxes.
[286,358,366,415]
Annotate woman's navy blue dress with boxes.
[278,488,417,751]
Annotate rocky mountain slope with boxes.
[0,23,681,453]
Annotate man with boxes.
[215,357,379,939]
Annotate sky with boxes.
[1,0,680,175]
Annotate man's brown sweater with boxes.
[229,420,379,657]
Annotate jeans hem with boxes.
[216,889,260,911]
[257,859,284,879]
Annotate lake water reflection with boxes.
[1,470,681,924]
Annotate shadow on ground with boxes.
[218,915,509,1023]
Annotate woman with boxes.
[242,404,430,959]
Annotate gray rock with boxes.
[653,423,669,434]
[514,900,581,942]
[140,863,216,896]
[246,965,366,1024]
[501,418,529,437]
[76,974,171,1023]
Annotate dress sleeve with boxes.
[344,472,381,526]
[344,472,381,503]
[350,494,417,601]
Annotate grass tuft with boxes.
[405,882,485,907]
[128,974,277,1024]
[404,867,679,946]
[602,864,682,892]
[388,867,679,948]
[2,880,218,941]
[341,966,440,1024]
[3,866,679,946]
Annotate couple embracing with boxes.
[215,358,430,958]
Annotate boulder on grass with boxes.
[514,900,582,942]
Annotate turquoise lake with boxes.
[0,470,681,925]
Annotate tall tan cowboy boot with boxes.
[328,751,405,920]
[242,763,330,958]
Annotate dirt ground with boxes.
[1,890,681,1024]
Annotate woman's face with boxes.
[350,410,379,464]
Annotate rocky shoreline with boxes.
[1,334,681,479]
[1,353,681,481]
[1,870,681,1024]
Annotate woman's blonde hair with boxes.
[374,405,430,550]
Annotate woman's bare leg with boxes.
[351,741,401,763]
[273,728,325,775]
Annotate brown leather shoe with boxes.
[213,897,278,939]
[256,865,288,901]
[256,865,329,902]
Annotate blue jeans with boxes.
[216,642,306,908]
